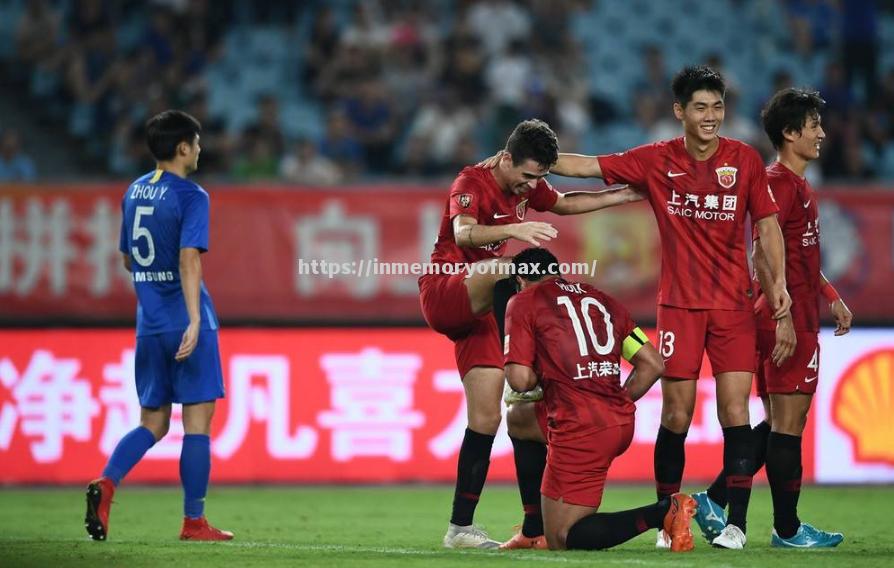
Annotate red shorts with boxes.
[755,329,819,396]
[541,422,634,508]
[419,274,503,378]
[656,305,756,380]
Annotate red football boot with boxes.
[663,492,697,552]
[180,516,234,541]
[85,477,116,541]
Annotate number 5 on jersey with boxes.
[132,206,155,267]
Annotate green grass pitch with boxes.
[1,485,890,567]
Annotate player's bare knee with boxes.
[469,409,501,435]
[141,420,169,441]
[506,403,534,439]
[717,400,749,427]
[661,407,693,432]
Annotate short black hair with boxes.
[513,247,561,282]
[145,110,202,161]
[761,87,826,150]
[671,65,726,107]
[504,119,559,169]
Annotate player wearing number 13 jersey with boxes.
[504,247,696,552]
[85,110,231,544]
[547,66,793,549]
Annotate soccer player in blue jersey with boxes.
[84,110,232,542]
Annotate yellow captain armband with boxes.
[622,327,650,362]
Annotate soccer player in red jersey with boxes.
[694,89,852,548]
[541,66,793,549]
[504,247,696,552]
[420,119,641,548]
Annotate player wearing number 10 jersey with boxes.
[504,247,696,552]
[85,110,232,543]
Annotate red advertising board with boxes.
[0,327,838,485]
[1,185,891,324]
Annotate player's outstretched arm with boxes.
[476,150,604,179]
[453,214,558,248]
[175,247,202,362]
[820,271,853,336]
[755,214,792,319]
[623,341,664,402]
[550,153,604,179]
[549,185,644,215]
[505,363,538,392]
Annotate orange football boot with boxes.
[499,528,549,550]
[663,493,697,552]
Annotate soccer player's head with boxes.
[761,87,826,160]
[499,119,559,195]
[512,247,561,291]
[671,65,726,144]
[146,110,202,174]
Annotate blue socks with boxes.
[102,427,212,519]
[180,434,211,519]
[102,426,157,485]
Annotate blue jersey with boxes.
[119,169,219,337]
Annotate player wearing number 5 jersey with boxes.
[504,247,696,552]
[545,66,793,549]
[84,110,232,542]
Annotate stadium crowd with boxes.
[2,0,894,184]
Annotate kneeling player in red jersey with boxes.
[421,120,641,548]
[504,247,696,552]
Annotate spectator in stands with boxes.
[16,0,62,68]
[0,130,37,182]
[465,0,531,56]
[314,41,380,103]
[636,44,672,112]
[486,39,532,142]
[840,0,879,102]
[241,94,285,158]
[441,25,487,108]
[303,7,340,88]
[404,89,477,171]
[340,78,397,173]
[280,139,343,185]
[319,109,364,179]
[232,134,278,181]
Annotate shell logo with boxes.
[831,348,894,466]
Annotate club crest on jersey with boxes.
[456,193,472,208]
[516,198,529,220]
[715,166,738,189]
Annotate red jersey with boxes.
[599,137,779,311]
[428,165,559,266]
[754,162,821,332]
[504,278,638,443]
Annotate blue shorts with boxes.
[134,329,225,408]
